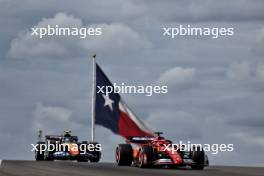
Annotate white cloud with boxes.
[81,23,149,56]
[226,61,251,81]
[232,132,264,148]
[253,27,264,56]
[146,111,202,140]
[33,102,72,133]
[226,61,264,86]
[256,63,264,81]
[7,13,149,59]
[157,67,196,89]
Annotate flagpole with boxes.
[91,54,96,142]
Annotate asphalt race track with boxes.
[0,161,263,176]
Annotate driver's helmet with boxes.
[64,130,71,137]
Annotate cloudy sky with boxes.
[0,0,264,166]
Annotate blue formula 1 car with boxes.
[35,130,101,162]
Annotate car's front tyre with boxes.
[116,144,133,166]
[138,146,153,168]
[191,146,205,170]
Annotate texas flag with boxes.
[95,64,154,138]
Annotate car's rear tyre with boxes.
[191,146,205,170]
[139,146,153,168]
[89,151,101,163]
[43,141,55,161]
[44,151,54,161]
[77,141,101,163]
[88,142,101,163]
[116,144,133,166]
[35,142,45,161]
[44,153,54,161]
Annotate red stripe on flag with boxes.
[118,110,153,138]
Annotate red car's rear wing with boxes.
[126,136,156,144]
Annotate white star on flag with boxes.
[102,93,114,111]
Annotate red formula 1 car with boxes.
[116,132,209,169]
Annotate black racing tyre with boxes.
[77,141,101,162]
[139,146,153,168]
[44,141,56,161]
[44,152,54,161]
[89,150,101,163]
[85,142,101,163]
[191,146,205,170]
[77,141,89,162]
[35,142,45,161]
[116,144,133,166]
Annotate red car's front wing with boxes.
[152,154,209,167]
